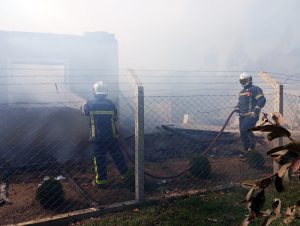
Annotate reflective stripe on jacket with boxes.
[82,97,118,141]
[237,84,266,115]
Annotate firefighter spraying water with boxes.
[81,81,129,188]
[235,72,266,153]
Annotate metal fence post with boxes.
[278,84,284,146]
[128,69,145,202]
[135,85,144,202]
[272,84,284,173]
[259,72,283,174]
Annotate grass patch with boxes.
[79,183,299,226]
[252,182,300,226]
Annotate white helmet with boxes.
[92,81,108,96]
[239,72,252,87]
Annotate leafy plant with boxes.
[240,113,300,225]
[36,178,65,209]
[189,155,212,179]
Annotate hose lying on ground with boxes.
[119,110,236,180]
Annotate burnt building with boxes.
[0,30,119,164]
[0,30,119,103]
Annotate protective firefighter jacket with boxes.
[237,84,266,115]
[82,97,118,142]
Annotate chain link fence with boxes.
[0,66,138,225]
[140,95,273,196]
[0,69,299,224]
[131,70,300,202]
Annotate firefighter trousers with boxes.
[91,138,128,184]
[239,115,259,151]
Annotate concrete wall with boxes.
[0,30,120,165]
[0,30,119,102]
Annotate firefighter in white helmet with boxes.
[81,81,128,188]
[234,72,266,152]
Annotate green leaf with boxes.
[262,215,277,226]
[246,187,256,201]
[277,163,292,178]
[268,142,300,155]
[296,200,300,217]
[249,125,263,131]
[284,206,295,224]
[291,158,300,172]
[267,132,289,141]
[261,125,290,135]
[241,180,257,188]
[278,152,299,165]
[267,146,287,155]
[274,174,284,192]
[285,206,295,216]
[271,112,285,126]
[272,199,281,216]
[241,217,251,226]
[250,189,265,215]
[251,125,291,138]
[256,176,273,189]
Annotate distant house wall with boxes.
[0,31,122,164]
[0,30,119,102]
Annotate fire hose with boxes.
[119,110,236,180]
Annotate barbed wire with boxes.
[0,73,298,80]
[0,92,282,105]
[0,81,290,86]
[0,67,298,76]
[0,73,296,78]
[0,67,125,71]
[0,74,129,78]
[131,69,300,76]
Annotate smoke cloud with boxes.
[0,0,299,72]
